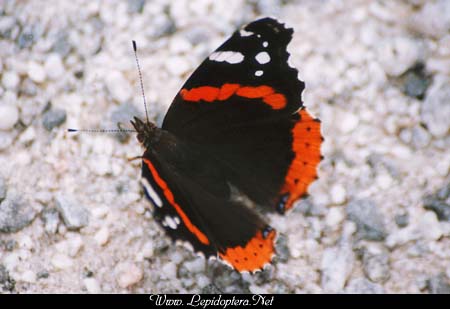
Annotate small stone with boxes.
[20,78,38,97]
[41,208,60,234]
[0,176,6,202]
[110,103,141,142]
[55,194,89,230]
[378,36,421,76]
[2,71,20,90]
[419,211,443,240]
[0,104,19,131]
[51,253,73,270]
[0,265,15,292]
[326,207,345,228]
[0,197,37,233]
[345,278,385,294]
[321,242,355,293]
[128,0,146,13]
[84,278,101,293]
[201,284,222,294]
[395,213,409,228]
[410,125,431,149]
[274,233,290,263]
[20,270,36,283]
[42,108,67,131]
[17,24,40,49]
[68,235,84,257]
[52,31,72,57]
[44,54,65,80]
[0,132,14,151]
[165,56,191,76]
[402,63,430,100]
[105,71,133,103]
[426,273,450,294]
[424,183,450,221]
[115,262,143,288]
[0,16,16,39]
[338,111,359,134]
[347,199,387,241]
[36,270,49,279]
[362,249,390,283]
[330,184,347,205]
[421,77,450,138]
[94,227,109,246]
[409,0,450,38]
[27,61,46,83]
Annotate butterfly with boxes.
[130,17,323,273]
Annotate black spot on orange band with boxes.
[219,227,276,272]
[278,108,322,213]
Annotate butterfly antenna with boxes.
[67,128,136,133]
[132,40,150,125]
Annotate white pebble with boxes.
[0,104,19,131]
[115,262,143,288]
[378,37,421,76]
[330,184,347,205]
[20,270,37,283]
[68,235,84,257]
[165,56,191,76]
[94,227,110,246]
[338,111,359,134]
[326,207,345,229]
[28,61,46,83]
[105,70,132,102]
[45,53,65,80]
[51,253,74,270]
[376,173,393,190]
[2,71,20,90]
[84,278,101,293]
[419,211,443,241]
[142,242,154,259]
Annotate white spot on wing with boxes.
[141,177,163,208]
[209,51,244,64]
[263,41,268,48]
[240,29,254,37]
[255,51,271,64]
[255,70,264,76]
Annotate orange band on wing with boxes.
[219,229,276,273]
[180,84,287,110]
[143,158,210,245]
[279,108,323,212]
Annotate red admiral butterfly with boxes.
[130,18,323,273]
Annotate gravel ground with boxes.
[1,0,450,294]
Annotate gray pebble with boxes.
[201,284,222,294]
[394,213,409,228]
[0,197,37,233]
[423,182,450,221]
[128,0,146,14]
[274,233,290,263]
[19,78,38,97]
[42,108,67,131]
[345,278,385,294]
[110,103,141,143]
[347,200,387,241]
[36,270,50,280]
[402,63,430,100]
[426,273,450,294]
[1,239,16,251]
[41,208,60,234]
[17,25,38,49]
[52,31,72,57]
[410,125,431,149]
[0,176,6,202]
[0,265,15,292]
[421,77,450,138]
[56,195,89,230]
[362,249,390,283]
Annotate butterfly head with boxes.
[130,117,159,148]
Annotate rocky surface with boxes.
[0,0,449,293]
